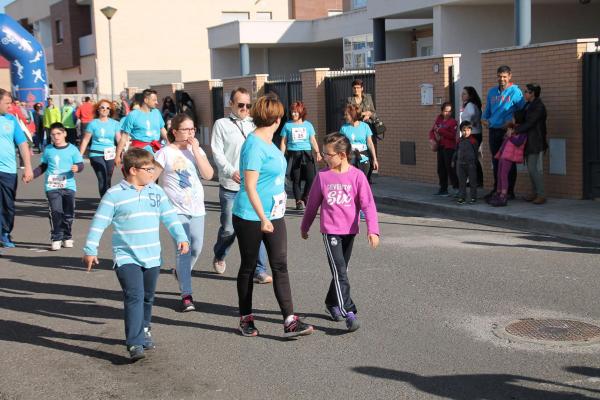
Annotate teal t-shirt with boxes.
[340,121,372,163]
[41,144,83,192]
[280,120,315,151]
[233,133,287,221]
[121,109,164,143]
[0,113,27,174]
[86,118,120,154]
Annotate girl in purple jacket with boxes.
[301,133,380,332]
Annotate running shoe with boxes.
[212,258,226,274]
[0,233,15,248]
[456,198,465,205]
[326,305,343,322]
[143,327,155,350]
[51,241,61,251]
[345,311,360,332]
[295,200,305,210]
[283,315,314,339]
[181,295,195,312]
[253,272,273,284]
[128,345,145,362]
[239,315,259,337]
[62,239,74,248]
[469,198,477,204]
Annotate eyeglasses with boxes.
[136,167,156,173]
[177,128,196,133]
[98,106,110,110]
[320,151,338,158]
[237,103,252,109]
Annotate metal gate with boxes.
[324,70,375,133]
[264,78,302,116]
[583,52,600,199]
[211,85,224,122]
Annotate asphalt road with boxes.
[1,158,600,399]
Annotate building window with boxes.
[255,12,272,20]
[351,0,367,9]
[417,37,433,57]
[55,19,63,44]
[221,12,250,23]
[343,33,373,69]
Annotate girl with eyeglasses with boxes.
[154,114,213,312]
[79,99,122,196]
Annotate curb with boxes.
[374,194,600,242]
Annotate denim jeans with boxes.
[213,186,267,275]
[173,214,204,297]
[0,172,17,236]
[46,189,75,241]
[115,264,160,347]
[526,151,545,197]
[89,154,115,197]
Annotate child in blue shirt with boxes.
[83,147,189,362]
[33,122,84,250]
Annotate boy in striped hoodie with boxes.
[83,147,189,362]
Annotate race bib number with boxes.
[104,147,116,160]
[47,174,67,189]
[351,143,367,152]
[270,192,287,219]
[291,127,307,142]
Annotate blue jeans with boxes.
[89,154,115,197]
[0,172,17,236]
[174,214,204,297]
[213,186,267,275]
[115,264,160,347]
[46,189,75,241]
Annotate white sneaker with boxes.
[51,241,62,251]
[62,239,74,248]
[212,258,226,274]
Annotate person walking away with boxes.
[301,133,379,332]
[482,65,525,200]
[61,99,77,145]
[210,87,271,283]
[83,147,189,362]
[279,101,322,210]
[33,103,44,153]
[430,102,458,196]
[32,123,84,250]
[155,114,213,312]
[453,121,479,204]
[75,96,95,136]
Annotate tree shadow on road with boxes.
[352,367,600,400]
[564,366,600,378]
[14,197,99,220]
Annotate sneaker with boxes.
[295,200,305,210]
[51,241,62,251]
[490,194,507,207]
[483,191,496,202]
[181,295,195,312]
[456,198,465,204]
[143,327,155,350]
[0,233,15,248]
[326,305,343,322]
[128,345,145,362]
[62,239,74,248]
[239,315,259,337]
[283,315,314,339]
[212,258,226,274]
[345,311,360,332]
[469,198,477,204]
[434,189,448,196]
[253,272,273,284]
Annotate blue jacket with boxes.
[483,84,525,128]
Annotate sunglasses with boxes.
[237,103,252,109]
[98,106,111,110]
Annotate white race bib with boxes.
[270,192,287,219]
[104,146,116,160]
[291,127,307,142]
[352,143,367,152]
[47,174,67,189]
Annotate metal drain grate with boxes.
[505,319,600,342]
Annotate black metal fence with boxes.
[324,70,375,133]
[211,85,224,122]
[583,52,600,199]
[264,79,303,117]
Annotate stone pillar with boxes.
[240,43,250,76]
[514,0,531,46]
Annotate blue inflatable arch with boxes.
[0,14,48,107]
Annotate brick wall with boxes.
[222,74,269,116]
[300,68,329,141]
[150,83,177,108]
[481,40,595,199]
[182,79,222,154]
[375,56,459,183]
[291,0,342,19]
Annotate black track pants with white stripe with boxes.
[322,234,357,316]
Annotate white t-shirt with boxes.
[155,145,206,217]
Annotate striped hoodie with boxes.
[83,180,188,268]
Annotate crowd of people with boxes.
[429,65,548,206]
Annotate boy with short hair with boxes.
[453,121,479,204]
[33,122,84,250]
[83,147,189,362]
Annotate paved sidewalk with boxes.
[371,175,600,241]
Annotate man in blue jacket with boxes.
[482,65,525,200]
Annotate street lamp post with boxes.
[100,6,117,100]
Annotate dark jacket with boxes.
[453,135,478,165]
[347,93,377,119]
[516,97,547,156]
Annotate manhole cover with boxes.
[505,319,600,342]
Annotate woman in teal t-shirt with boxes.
[232,95,314,339]
[79,99,121,196]
[339,104,379,178]
[279,101,322,210]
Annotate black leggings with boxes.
[287,150,316,202]
[232,216,293,319]
[437,147,458,191]
[323,234,357,316]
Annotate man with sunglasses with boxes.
[210,87,271,283]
